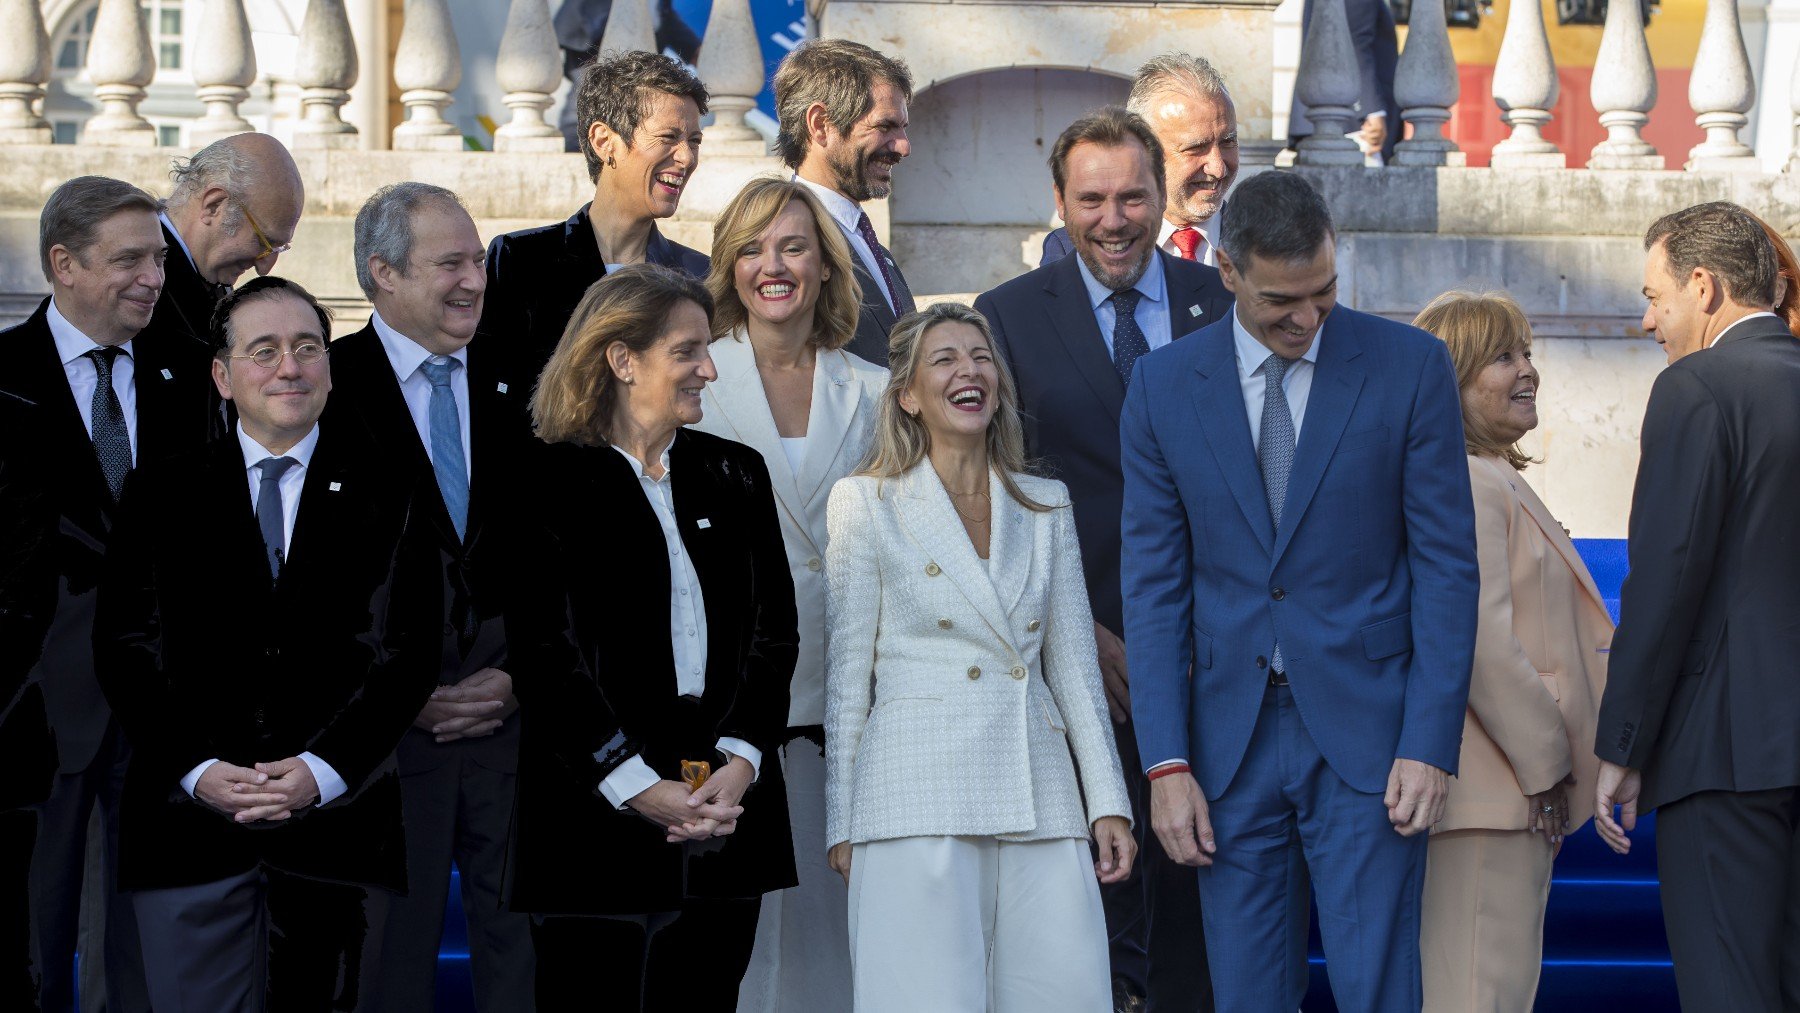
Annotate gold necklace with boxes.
[950,493,991,524]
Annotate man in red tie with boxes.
[1042,53,1240,272]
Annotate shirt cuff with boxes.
[716,738,762,781]
[1146,758,1188,774]
[598,754,660,811]
[180,759,220,798]
[298,751,347,806]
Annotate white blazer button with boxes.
[1026,620,1041,632]
[1010,666,1027,680]
[938,618,953,630]
[807,557,821,572]
[967,666,981,680]
[925,562,941,576]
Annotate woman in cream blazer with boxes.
[824,302,1132,1013]
[1414,292,1613,1012]
[689,178,885,1011]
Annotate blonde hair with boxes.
[859,302,1051,511]
[531,264,714,447]
[1412,290,1539,471]
[707,178,861,349]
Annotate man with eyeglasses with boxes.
[0,175,220,1013]
[95,276,438,1013]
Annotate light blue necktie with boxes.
[421,358,469,541]
[1260,353,1296,674]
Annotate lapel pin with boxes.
[1189,305,1204,318]
[160,368,173,380]
[329,481,342,492]
[697,518,712,529]
[496,382,509,394]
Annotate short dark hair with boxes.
[1644,201,1780,309]
[773,39,913,170]
[575,51,709,184]
[211,276,333,354]
[1048,107,1165,198]
[1220,171,1335,267]
[39,176,160,283]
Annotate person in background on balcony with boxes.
[1411,290,1611,1013]
[823,302,1135,1012]
[0,176,219,1013]
[688,178,886,1012]
[505,266,798,1012]
[775,40,916,367]
[483,51,710,375]
[324,183,538,1013]
[1287,0,1399,163]
[1042,54,1240,274]
[1594,201,1800,1013]
[1746,210,1800,336]
[150,133,303,350]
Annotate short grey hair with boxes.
[39,176,160,283]
[165,137,256,228]
[1127,53,1231,117]
[353,182,465,300]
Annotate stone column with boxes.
[295,0,360,149]
[82,0,156,146]
[190,0,257,145]
[0,0,51,144]
[392,0,464,151]
[1490,0,1565,167]
[1587,0,1664,168]
[494,0,562,152]
[1685,0,1759,169]
[698,0,768,155]
[1392,0,1465,166]
[599,0,656,55]
[1293,0,1366,166]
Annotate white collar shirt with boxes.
[794,175,898,312]
[371,310,473,481]
[48,297,139,464]
[1233,307,1322,452]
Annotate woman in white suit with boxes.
[824,301,1135,1012]
[689,177,886,1011]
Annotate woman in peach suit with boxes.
[1413,291,1613,1012]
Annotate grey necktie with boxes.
[256,456,297,580]
[86,347,131,501]
[1259,353,1296,674]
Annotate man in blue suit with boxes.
[1120,171,1477,1012]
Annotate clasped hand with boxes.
[627,755,754,843]
[194,757,319,824]
[415,667,515,743]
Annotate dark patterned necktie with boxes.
[256,456,297,580]
[86,347,131,500]
[1109,289,1151,386]
[854,211,915,317]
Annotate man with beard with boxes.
[1043,54,1239,272]
[974,108,1233,1013]
[774,39,914,366]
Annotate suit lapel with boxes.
[331,326,457,545]
[851,257,898,334]
[1498,459,1609,615]
[1271,313,1366,566]
[1188,322,1273,555]
[131,333,204,466]
[1160,252,1217,338]
[210,438,277,596]
[705,335,807,511]
[463,336,528,539]
[158,224,218,342]
[797,350,864,507]
[894,466,1017,653]
[985,470,1031,619]
[4,304,114,521]
[1044,257,1126,420]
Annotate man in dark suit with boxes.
[976,107,1233,1013]
[483,51,709,376]
[1288,0,1399,161]
[1593,201,1800,1012]
[775,39,915,366]
[0,176,218,1013]
[95,276,437,1013]
[147,133,304,350]
[1042,54,1240,274]
[326,182,536,1013]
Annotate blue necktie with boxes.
[1260,353,1296,674]
[255,456,297,580]
[1110,289,1151,386]
[421,358,469,541]
[87,347,131,501]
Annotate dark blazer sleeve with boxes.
[714,448,799,758]
[479,233,523,343]
[1595,367,1729,767]
[1039,228,1073,269]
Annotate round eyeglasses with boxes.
[229,342,326,369]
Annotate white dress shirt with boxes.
[371,310,472,479]
[1156,213,1223,269]
[1075,249,1171,357]
[598,439,762,809]
[794,176,899,313]
[47,298,138,463]
[179,423,348,807]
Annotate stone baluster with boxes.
[494,0,562,152]
[392,0,463,150]
[190,0,257,145]
[698,0,767,154]
[1293,0,1366,166]
[599,0,656,56]
[294,0,359,148]
[1685,0,1758,169]
[1587,0,1664,168]
[82,0,156,146]
[1392,0,1464,165]
[1789,49,1800,173]
[1489,0,1565,167]
[0,0,51,144]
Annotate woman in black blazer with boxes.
[506,265,800,1011]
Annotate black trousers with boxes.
[3,809,39,1011]
[1657,786,1800,1012]
[532,898,760,1012]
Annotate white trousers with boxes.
[847,835,1111,1013]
